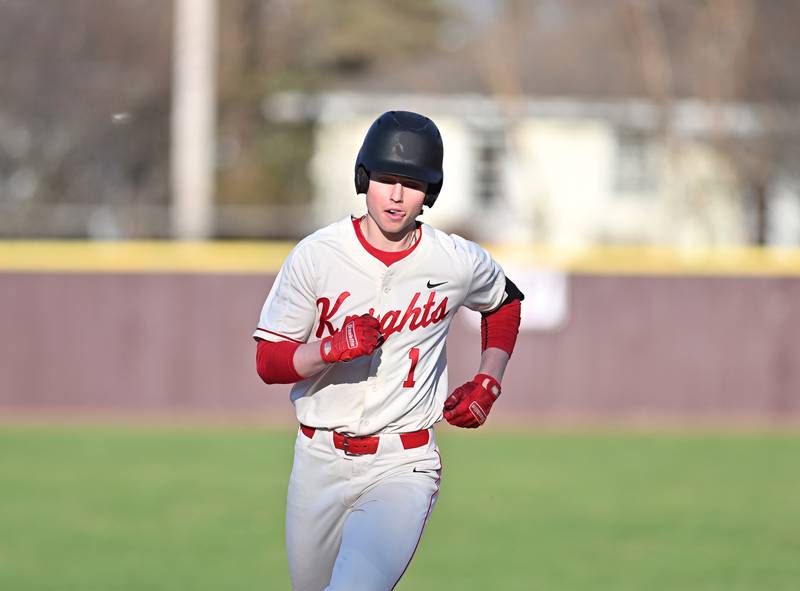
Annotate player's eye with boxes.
[403,181,426,191]
[374,175,426,192]
[397,179,426,192]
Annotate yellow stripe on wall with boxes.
[1,241,800,276]
[0,241,294,273]
[486,245,800,276]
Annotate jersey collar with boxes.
[351,216,423,267]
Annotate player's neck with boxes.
[360,215,419,252]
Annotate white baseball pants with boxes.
[285,426,442,591]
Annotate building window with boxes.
[472,123,506,205]
[614,129,657,195]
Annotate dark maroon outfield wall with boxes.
[456,275,800,422]
[1,272,799,422]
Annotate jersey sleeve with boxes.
[460,238,507,313]
[252,243,317,343]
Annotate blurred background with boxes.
[2,0,800,243]
[1,1,799,590]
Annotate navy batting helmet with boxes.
[354,111,444,207]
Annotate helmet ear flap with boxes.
[423,180,442,208]
[355,166,370,195]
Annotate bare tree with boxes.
[214,0,447,236]
[445,0,800,245]
[0,0,172,237]
[625,0,800,245]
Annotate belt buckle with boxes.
[343,435,373,456]
[342,436,360,456]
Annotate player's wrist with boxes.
[319,336,336,364]
[473,373,501,398]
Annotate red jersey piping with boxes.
[254,328,303,344]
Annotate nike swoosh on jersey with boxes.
[426,280,448,289]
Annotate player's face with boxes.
[365,173,427,237]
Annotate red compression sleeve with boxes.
[481,299,521,355]
[256,339,304,384]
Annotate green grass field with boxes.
[1,426,798,590]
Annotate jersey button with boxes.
[383,287,391,293]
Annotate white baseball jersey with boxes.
[253,215,506,436]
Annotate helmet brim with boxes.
[361,158,443,185]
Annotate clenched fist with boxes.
[443,373,501,428]
[320,314,383,363]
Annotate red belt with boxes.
[300,424,429,456]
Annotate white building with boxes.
[266,92,800,247]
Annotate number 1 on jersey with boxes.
[402,347,420,388]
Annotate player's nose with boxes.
[390,183,404,201]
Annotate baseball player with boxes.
[253,111,523,591]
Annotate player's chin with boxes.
[378,213,416,234]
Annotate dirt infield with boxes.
[2,271,799,423]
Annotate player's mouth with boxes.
[384,208,405,221]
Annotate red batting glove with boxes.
[320,314,383,363]
[443,373,501,428]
